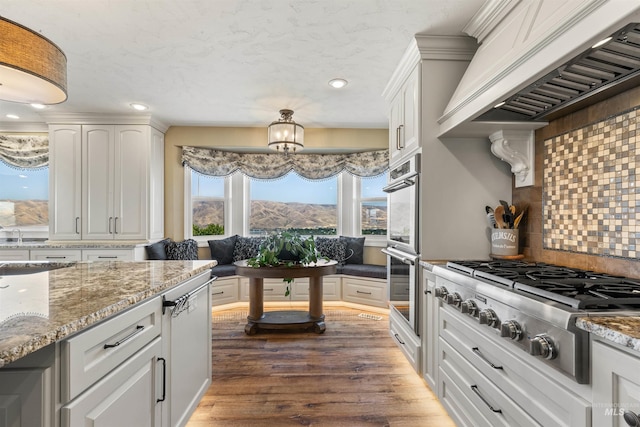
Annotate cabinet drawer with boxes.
[439,338,538,427]
[30,249,82,261]
[439,307,590,427]
[291,276,341,301]
[82,249,134,261]
[60,296,162,402]
[0,249,30,260]
[342,277,386,307]
[211,278,239,306]
[240,278,290,301]
[389,308,421,373]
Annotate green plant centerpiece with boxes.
[247,230,325,297]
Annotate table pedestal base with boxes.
[245,311,326,335]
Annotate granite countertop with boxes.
[576,316,640,352]
[0,240,149,249]
[0,260,216,367]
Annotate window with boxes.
[249,172,338,235]
[190,171,226,237]
[359,173,387,236]
[0,161,49,233]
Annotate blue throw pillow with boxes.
[145,238,170,260]
[208,235,238,265]
[339,236,365,264]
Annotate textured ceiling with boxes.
[0,0,484,129]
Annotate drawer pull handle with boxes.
[98,256,118,259]
[212,291,224,296]
[157,357,166,403]
[472,347,503,370]
[471,385,502,413]
[75,217,80,234]
[46,256,67,259]
[357,290,372,295]
[104,325,144,349]
[265,288,274,292]
[394,333,405,345]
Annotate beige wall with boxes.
[164,126,387,261]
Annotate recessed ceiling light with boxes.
[6,114,20,119]
[592,36,612,49]
[328,78,348,89]
[31,103,46,109]
[130,103,148,111]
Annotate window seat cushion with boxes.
[211,264,237,277]
[339,264,386,279]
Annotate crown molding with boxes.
[462,0,521,44]
[38,113,169,133]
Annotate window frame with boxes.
[354,173,387,247]
[184,168,386,245]
[0,162,49,240]
[184,168,233,243]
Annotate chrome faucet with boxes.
[11,229,22,245]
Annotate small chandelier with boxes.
[0,17,67,104]
[268,109,304,154]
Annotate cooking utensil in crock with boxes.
[494,205,506,229]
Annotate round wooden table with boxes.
[234,259,337,334]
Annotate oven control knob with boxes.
[446,292,462,308]
[529,334,557,360]
[478,309,498,328]
[460,300,478,317]
[434,287,448,300]
[623,410,640,427]
[500,320,523,341]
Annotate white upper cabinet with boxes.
[388,65,419,166]
[49,125,83,240]
[49,123,164,241]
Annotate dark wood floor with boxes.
[186,306,454,426]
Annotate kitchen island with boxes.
[0,259,216,427]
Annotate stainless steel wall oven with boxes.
[384,154,421,336]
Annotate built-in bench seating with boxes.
[207,235,386,279]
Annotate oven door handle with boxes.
[382,172,418,193]
[382,248,415,265]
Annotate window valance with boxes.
[182,146,388,180]
[0,134,49,169]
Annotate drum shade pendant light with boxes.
[0,17,67,104]
[268,109,304,154]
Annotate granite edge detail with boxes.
[576,317,640,353]
[0,261,216,368]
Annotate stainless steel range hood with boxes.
[475,23,640,122]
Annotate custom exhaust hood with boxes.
[476,23,640,123]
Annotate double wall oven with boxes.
[383,154,420,335]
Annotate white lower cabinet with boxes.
[29,249,82,261]
[0,367,53,427]
[342,277,387,307]
[211,277,240,306]
[421,269,439,390]
[0,249,30,260]
[81,249,134,261]
[389,307,421,373]
[291,276,341,301]
[61,338,162,427]
[592,338,640,427]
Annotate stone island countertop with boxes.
[576,316,640,352]
[0,260,216,368]
[0,240,149,249]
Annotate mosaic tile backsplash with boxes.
[544,106,639,259]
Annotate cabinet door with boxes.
[113,126,149,240]
[0,367,52,427]
[389,93,403,164]
[422,272,439,390]
[49,125,82,240]
[61,338,162,427]
[149,128,165,240]
[82,125,115,239]
[401,66,419,155]
[593,339,640,426]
